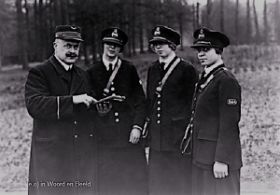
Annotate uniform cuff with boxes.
[133,125,143,132]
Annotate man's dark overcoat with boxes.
[146,59,198,195]
[87,59,148,195]
[25,56,96,195]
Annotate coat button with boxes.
[157,114,161,118]
[157,94,161,98]
[74,134,78,138]
[111,87,115,92]
[74,121,77,125]
[157,107,161,111]
[114,112,119,116]
[157,120,160,124]
[89,134,93,137]
[157,101,161,105]
[115,118,120,123]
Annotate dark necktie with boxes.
[108,63,113,75]
[197,71,206,88]
[160,62,165,78]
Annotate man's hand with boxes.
[96,102,112,116]
[73,94,97,108]
[129,128,141,144]
[213,161,228,179]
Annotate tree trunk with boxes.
[192,3,196,31]
[196,2,200,28]
[38,0,45,60]
[178,13,184,51]
[274,0,280,43]
[253,0,260,43]
[0,41,2,71]
[246,0,251,43]
[16,0,28,70]
[263,0,268,44]
[206,0,212,28]
[138,0,144,53]
[220,0,224,32]
[24,0,31,61]
[235,0,239,44]
[131,0,136,55]
[33,0,40,61]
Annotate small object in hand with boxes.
[95,94,126,104]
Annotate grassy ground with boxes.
[0,46,280,194]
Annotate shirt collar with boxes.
[159,51,176,70]
[102,55,118,71]
[204,59,224,76]
[54,55,73,71]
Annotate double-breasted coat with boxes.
[87,59,148,195]
[25,56,96,195]
[146,58,198,195]
[191,65,242,195]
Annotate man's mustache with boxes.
[66,53,78,58]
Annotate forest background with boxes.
[0,0,279,194]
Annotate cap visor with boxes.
[149,37,172,44]
[102,38,123,46]
[191,43,212,48]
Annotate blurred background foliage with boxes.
[0,0,279,69]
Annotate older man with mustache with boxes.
[25,25,97,195]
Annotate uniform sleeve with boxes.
[25,67,73,120]
[183,64,199,114]
[215,76,241,164]
[129,66,146,128]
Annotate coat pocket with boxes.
[195,138,217,165]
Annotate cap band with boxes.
[102,37,123,45]
[55,31,82,40]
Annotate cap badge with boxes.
[154,27,161,35]
[112,29,118,38]
[70,26,77,30]
[198,29,205,39]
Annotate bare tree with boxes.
[263,0,268,44]
[196,2,200,28]
[252,0,260,43]
[16,0,28,69]
[220,0,224,32]
[206,0,212,28]
[0,1,13,70]
[275,0,280,43]
[246,0,252,43]
[235,0,239,44]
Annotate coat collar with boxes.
[49,55,84,94]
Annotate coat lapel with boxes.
[50,56,84,95]
[70,67,84,95]
[50,56,69,82]
[49,56,70,94]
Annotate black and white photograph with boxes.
[0,0,279,195]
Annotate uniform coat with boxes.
[191,65,242,195]
[146,59,198,195]
[87,59,148,195]
[25,56,96,195]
